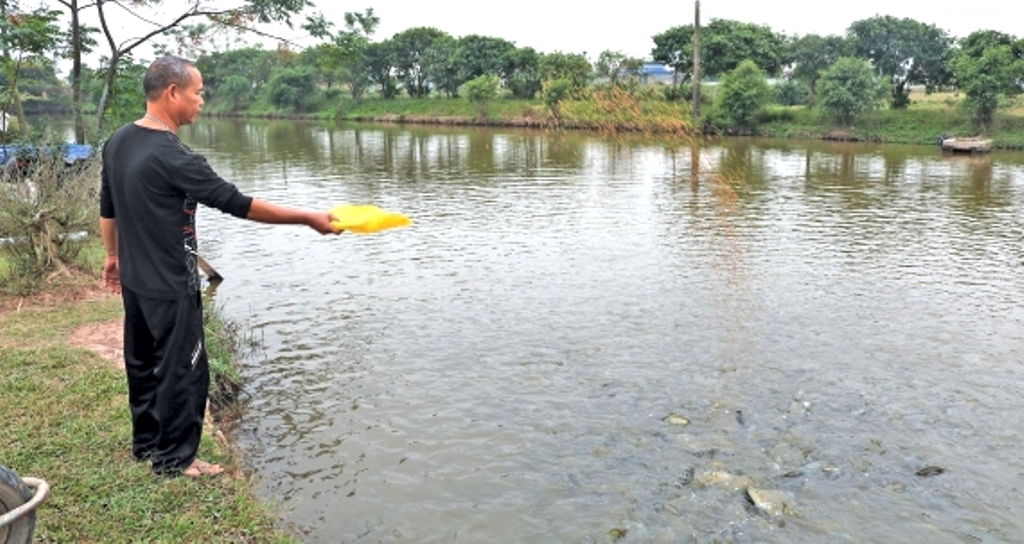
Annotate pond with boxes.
[181,119,1024,543]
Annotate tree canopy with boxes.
[651,19,787,83]
[848,15,954,108]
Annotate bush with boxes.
[817,57,887,126]
[662,84,684,102]
[774,79,810,106]
[217,75,255,110]
[264,67,317,111]
[464,74,500,103]
[0,150,100,294]
[715,60,773,129]
[543,78,573,116]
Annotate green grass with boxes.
[0,239,295,543]
[0,342,295,543]
[205,88,1024,149]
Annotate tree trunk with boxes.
[9,59,29,138]
[692,0,701,119]
[71,0,85,144]
[95,54,120,133]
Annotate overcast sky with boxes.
[273,1,1024,58]
[85,1,1024,62]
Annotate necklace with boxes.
[144,113,175,133]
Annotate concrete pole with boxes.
[692,0,702,119]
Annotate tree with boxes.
[816,57,886,125]
[217,74,255,109]
[264,65,316,110]
[84,54,147,128]
[505,46,542,99]
[539,51,590,96]
[848,15,953,108]
[789,34,851,92]
[651,25,693,85]
[595,50,644,87]
[302,8,378,99]
[0,1,62,139]
[421,34,459,97]
[390,26,450,97]
[198,46,280,95]
[953,31,1024,128]
[715,59,772,129]
[702,19,787,78]
[651,19,787,85]
[52,0,98,144]
[363,40,397,98]
[957,30,1024,62]
[454,34,515,82]
[90,0,309,132]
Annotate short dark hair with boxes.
[143,56,196,101]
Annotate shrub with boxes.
[464,74,500,103]
[817,57,887,126]
[543,78,573,116]
[774,79,810,106]
[715,60,773,129]
[0,149,99,294]
[264,67,317,111]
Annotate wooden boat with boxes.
[940,138,992,154]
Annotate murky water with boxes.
[181,119,1024,543]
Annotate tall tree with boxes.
[302,8,378,98]
[651,19,787,84]
[848,15,953,108]
[0,1,62,138]
[363,39,397,98]
[390,26,450,98]
[91,0,309,132]
[453,34,515,83]
[651,25,694,85]
[421,34,459,97]
[505,46,542,99]
[789,34,851,92]
[53,0,97,144]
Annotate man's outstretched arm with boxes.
[246,199,339,234]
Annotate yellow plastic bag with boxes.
[329,204,412,234]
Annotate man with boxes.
[99,56,339,478]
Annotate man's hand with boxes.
[103,256,121,294]
[308,210,342,235]
[247,199,341,234]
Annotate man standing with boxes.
[99,56,339,478]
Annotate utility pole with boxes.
[692,0,701,119]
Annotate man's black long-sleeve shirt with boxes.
[100,124,252,298]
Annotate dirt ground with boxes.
[68,317,124,369]
[1,277,124,368]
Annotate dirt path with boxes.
[68,318,124,369]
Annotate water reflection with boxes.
[180,120,1024,543]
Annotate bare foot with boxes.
[182,459,224,479]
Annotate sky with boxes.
[79,1,1024,63]
[270,1,1024,59]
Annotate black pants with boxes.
[121,286,209,475]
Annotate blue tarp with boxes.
[0,144,94,165]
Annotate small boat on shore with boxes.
[940,137,992,154]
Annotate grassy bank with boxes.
[219,89,1024,149]
[0,242,295,543]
